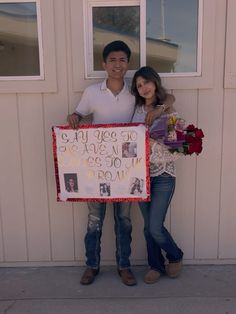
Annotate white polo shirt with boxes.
[75,80,135,124]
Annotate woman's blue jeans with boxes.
[139,173,183,274]
[84,201,132,269]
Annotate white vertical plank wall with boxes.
[194,0,226,260]
[219,89,236,259]
[0,95,28,262]
[43,0,75,262]
[0,0,235,266]
[219,1,236,259]
[171,90,198,261]
[18,94,51,261]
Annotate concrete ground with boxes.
[1,265,236,314]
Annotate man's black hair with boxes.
[102,40,131,62]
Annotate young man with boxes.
[67,41,174,286]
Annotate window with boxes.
[0,0,43,79]
[84,0,202,78]
[92,5,140,71]
[0,0,57,93]
[146,0,200,75]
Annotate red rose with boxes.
[187,141,202,155]
[185,134,195,143]
[195,128,204,139]
[186,124,195,132]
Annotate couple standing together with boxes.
[67,40,183,286]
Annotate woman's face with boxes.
[136,76,156,103]
[69,179,75,187]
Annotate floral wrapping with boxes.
[150,112,204,156]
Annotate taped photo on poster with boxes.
[52,123,150,202]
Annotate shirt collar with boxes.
[100,79,129,93]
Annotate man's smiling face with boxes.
[103,51,129,80]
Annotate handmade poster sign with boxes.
[52,123,150,202]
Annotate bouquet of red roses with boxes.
[165,123,204,155]
[149,114,204,155]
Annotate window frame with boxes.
[71,0,216,91]
[83,0,141,79]
[0,0,57,92]
[84,0,203,79]
[0,0,43,80]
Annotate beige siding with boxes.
[219,89,236,259]
[224,0,236,87]
[195,0,226,259]
[221,0,236,260]
[0,0,236,266]
[0,95,27,261]
[18,94,51,261]
[171,90,198,260]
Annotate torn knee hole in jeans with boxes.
[88,215,101,232]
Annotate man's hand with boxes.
[67,113,81,129]
[145,93,175,126]
[164,93,175,113]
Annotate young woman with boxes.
[66,177,78,193]
[131,66,183,284]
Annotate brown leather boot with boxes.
[80,267,99,285]
[144,269,161,284]
[118,269,137,286]
[166,261,182,278]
